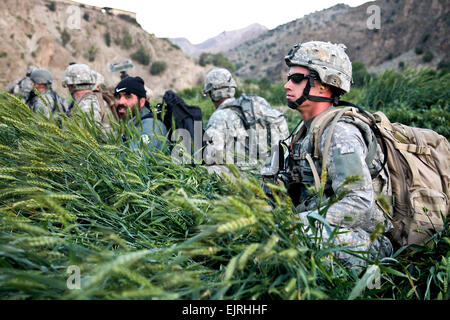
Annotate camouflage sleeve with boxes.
[31,93,54,117]
[78,96,103,123]
[5,79,20,94]
[204,115,227,165]
[55,94,69,114]
[203,109,246,166]
[130,118,168,151]
[20,78,34,100]
[320,122,377,231]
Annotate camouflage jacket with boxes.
[204,95,289,172]
[282,110,393,234]
[27,89,68,117]
[6,77,34,101]
[69,91,113,131]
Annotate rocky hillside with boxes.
[0,0,208,99]
[225,0,450,81]
[170,23,268,57]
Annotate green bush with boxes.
[83,12,89,21]
[86,45,98,62]
[45,1,56,11]
[199,53,235,71]
[346,67,450,137]
[122,33,133,48]
[352,61,374,87]
[150,61,167,75]
[104,32,111,47]
[0,52,7,58]
[60,29,71,47]
[423,51,434,63]
[131,46,151,65]
[118,14,141,27]
[415,46,424,55]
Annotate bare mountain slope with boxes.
[0,0,208,98]
[226,0,450,81]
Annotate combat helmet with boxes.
[30,68,53,85]
[203,68,237,102]
[26,65,38,77]
[62,63,97,91]
[285,41,352,93]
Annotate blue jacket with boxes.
[129,108,168,151]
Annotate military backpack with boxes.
[293,103,449,247]
[222,94,289,159]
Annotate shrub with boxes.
[83,12,89,21]
[150,61,167,75]
[131,46,151,65]
[104,32,111,47]
[60,29,71,47]
[86,45,98,62]
[118,14,141,27]
[122,33,133,48]
[423,51,434,63]
[352,61,374,87]
[45,1,56,11]
[415,46,424,55]
[199,53,235,71]
[0,51,7,58]
[437,60,450,72]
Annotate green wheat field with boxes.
[0,67,448,300]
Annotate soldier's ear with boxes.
[139,97,146,108]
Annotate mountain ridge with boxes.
[225,0,449,81]
[169,23,268,57]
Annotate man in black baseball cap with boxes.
[114,76,167,150]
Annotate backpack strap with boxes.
[222,104,251,130]
[70,91,105,121]
[93,92,106,121]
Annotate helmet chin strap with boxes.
[287,74,338,110]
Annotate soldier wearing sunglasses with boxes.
[275,41,393,267]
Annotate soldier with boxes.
[6,65,38,101]
[62,63,115,130]
[26,68,68,117]
[273,41,393,266]
[202,68,289,175]
[114,76,167,151]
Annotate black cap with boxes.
[114,76,146,98]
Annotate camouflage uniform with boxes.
[27,68,68,117]
[28,89,68,117]
[6,77,34,101]
[63,64,113,131]
[203,68,289,174]
[284,114,393,266]
[6,66,37,101]
[278,41,394,266]
[69,92,110,129]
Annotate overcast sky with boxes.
[79,0,370,44]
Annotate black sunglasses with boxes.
[287,73,308,84]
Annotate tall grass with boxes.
[0,91,448,300]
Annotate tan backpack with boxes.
[298,104,449,247]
